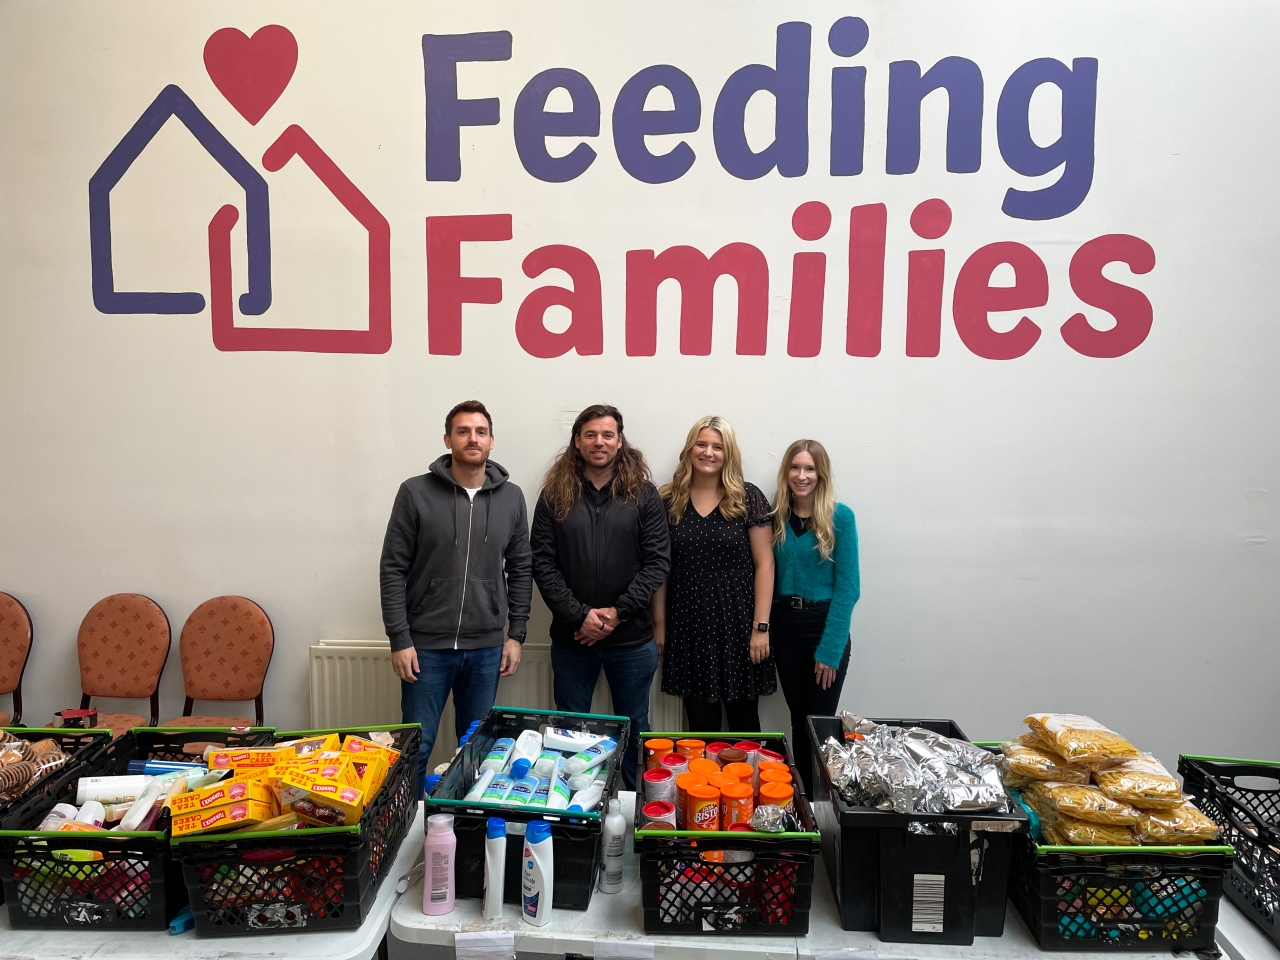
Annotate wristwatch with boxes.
[754,622,770,634]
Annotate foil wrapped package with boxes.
[827,715,1010,815]
[751,804,793,833]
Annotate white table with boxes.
[0,802,424,960]
[1217,899,1280,960]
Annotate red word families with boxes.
[426,200,1154,360]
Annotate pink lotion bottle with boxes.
[423,813,457,915]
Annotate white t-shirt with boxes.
[464,486,481,501]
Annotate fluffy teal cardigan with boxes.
[773,502,860,668]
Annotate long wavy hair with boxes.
[773,439,837,560]
[541,404,652,521]
[660,416,747,523]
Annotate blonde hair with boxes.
[773,439,836,560]
[660,416,747,523]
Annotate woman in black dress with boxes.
[652,416,775,731]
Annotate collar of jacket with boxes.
[429,454,510,491]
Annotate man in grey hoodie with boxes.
[380,401,532,779]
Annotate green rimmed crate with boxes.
[634,731,820,935]
[1008,836,1232,950]
[428,706,630,911]
[171,723,420,936]
[0,726,272,929]
[1179,754,1279,949]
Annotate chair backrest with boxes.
[77,593,171,699]
[0,593,33,703]
[179,596,275,704]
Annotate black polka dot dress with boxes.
[660,482,777,701]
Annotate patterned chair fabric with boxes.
[76,594,170,699]
[178,596,274,703]
[0,594,33,708]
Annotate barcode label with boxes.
[912,873,945,933]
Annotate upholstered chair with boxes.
[0,593,33,725]
[161,596,274,728]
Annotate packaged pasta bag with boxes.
[1092,754,1183,809]
[1023,714,1140,764]
[1027,781,1142,825]
[1055,815,1138,846]
[1137,802,1219,844]
[1016,730,1062,755]
[1001,742,1090,784]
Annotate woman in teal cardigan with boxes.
[771,439,860,798]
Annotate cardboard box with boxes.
[341,735,402,773]
[352,751,389,798]
[281,769,364,826]
[285,732,341,758]
[170,777,273,816]
[172,799,276,837]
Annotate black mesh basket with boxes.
[0,726,272,930]
[0,727,113,830]
[172,723,420,936]
[1179,755,1280,948]
[634,731,820,935]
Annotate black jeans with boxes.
[682,696,761,733]
[772,600,850,799]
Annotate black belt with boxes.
[777,596,830,610]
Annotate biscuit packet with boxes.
[1137,802,1219,844]
[1023,781,1142,825]
[1023,714,1140,764]
[1001,742,1090,784]
[1054,815,1137,846]
[1092,754,1183,809]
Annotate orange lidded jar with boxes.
[707,772,739,792]
[676,739,706,760]
[720,782,754,826]
[718,747,748,767]
[758,768,793,793]
[688,758,719,778]
[722,761,755,785]
[674,772,708,829]
[757,760,789,778]
[659,753,689,778]
[705,741,732,765]
[759,781,795,817]
[687,784,721,831]
[644,738,674,770]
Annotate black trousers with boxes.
[682,696,762,734]
[772,600,850,798]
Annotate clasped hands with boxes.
[574,606,619,645]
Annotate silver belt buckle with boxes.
[789,596,804,609]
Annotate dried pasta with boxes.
[1023,781,1142,825]
[1023,714,1140,763]
[1001,742,1090,784]
[1092,754,1183,809]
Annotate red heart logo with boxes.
[204,25,298,125]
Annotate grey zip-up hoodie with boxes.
[379,456,532,652]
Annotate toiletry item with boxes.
[600,798,626,894]
[531,749,562,778]
[506,774,540,806]
[510,758,532,782]
[481,774,514,803]
[424,774,442,797]
[75,800,106,827]
[480,738,515,773]
[116,778,167,831]
[531,777,552,806]
[465,768,496,801]
[566,773,594,793]
[562,738,617,776]
[542,727,607,753]
[76,775,151,806]
[483,817,507,920]
[505,729,544,772]
[567,780,605,813]
[521,821,554,926]
[37,803,80,831]
[423,814,456,915]
[547,773,571,810]
[126,759,204,776]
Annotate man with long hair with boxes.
[531,404,670,789]
[380,401,532,791]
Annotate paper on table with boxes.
[816,951,878,960]
[455,930,516,960]
[595,939,655,960]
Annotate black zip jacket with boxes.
[531,478,671,647]
[380,456,532,652]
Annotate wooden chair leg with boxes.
[148,691,159,728]
[11,686,21,727]
[183,696,194,718]
[79,693,91,711]
[255,694,264,727]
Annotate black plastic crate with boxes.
[1009,834,1232,951]
[0,727,113,830]
[807,716,1028,945]
[427,706,629,911]
[172,723,420,936]
[1179,754,1280,948]
[633,730,820,935]
[0,726,271,929]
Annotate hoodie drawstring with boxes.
[484,488,491,542]
[453,486,459,545]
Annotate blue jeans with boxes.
[401,645,503,783]
[551,640,657,791]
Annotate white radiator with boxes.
[308,639,684,774]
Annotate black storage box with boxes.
[633,730,820,935]
[0,727,113,830]
[0,726,272,930]
[427,706,629,911]
[1009,835,1232,951]
[172,723,420,937]
[1179,754,1279,948]
[807,716,1028,945]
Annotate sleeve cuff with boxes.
[507,618,528,642]
[388,630,414,652]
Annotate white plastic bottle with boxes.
[600,798,626,893]
[562,737,617,776]
[75,800,106,827]
[521,820,554,926]
[423,813,456,915]
[480,738,515,773]
[547,773,571,811]
[465,767,496,801]
[542,727,607,753]
[531,749,562,778]
[483,817,507,920]
[567,780,605,813]
[505,729,543,772]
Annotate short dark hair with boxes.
[445,400,493,435]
